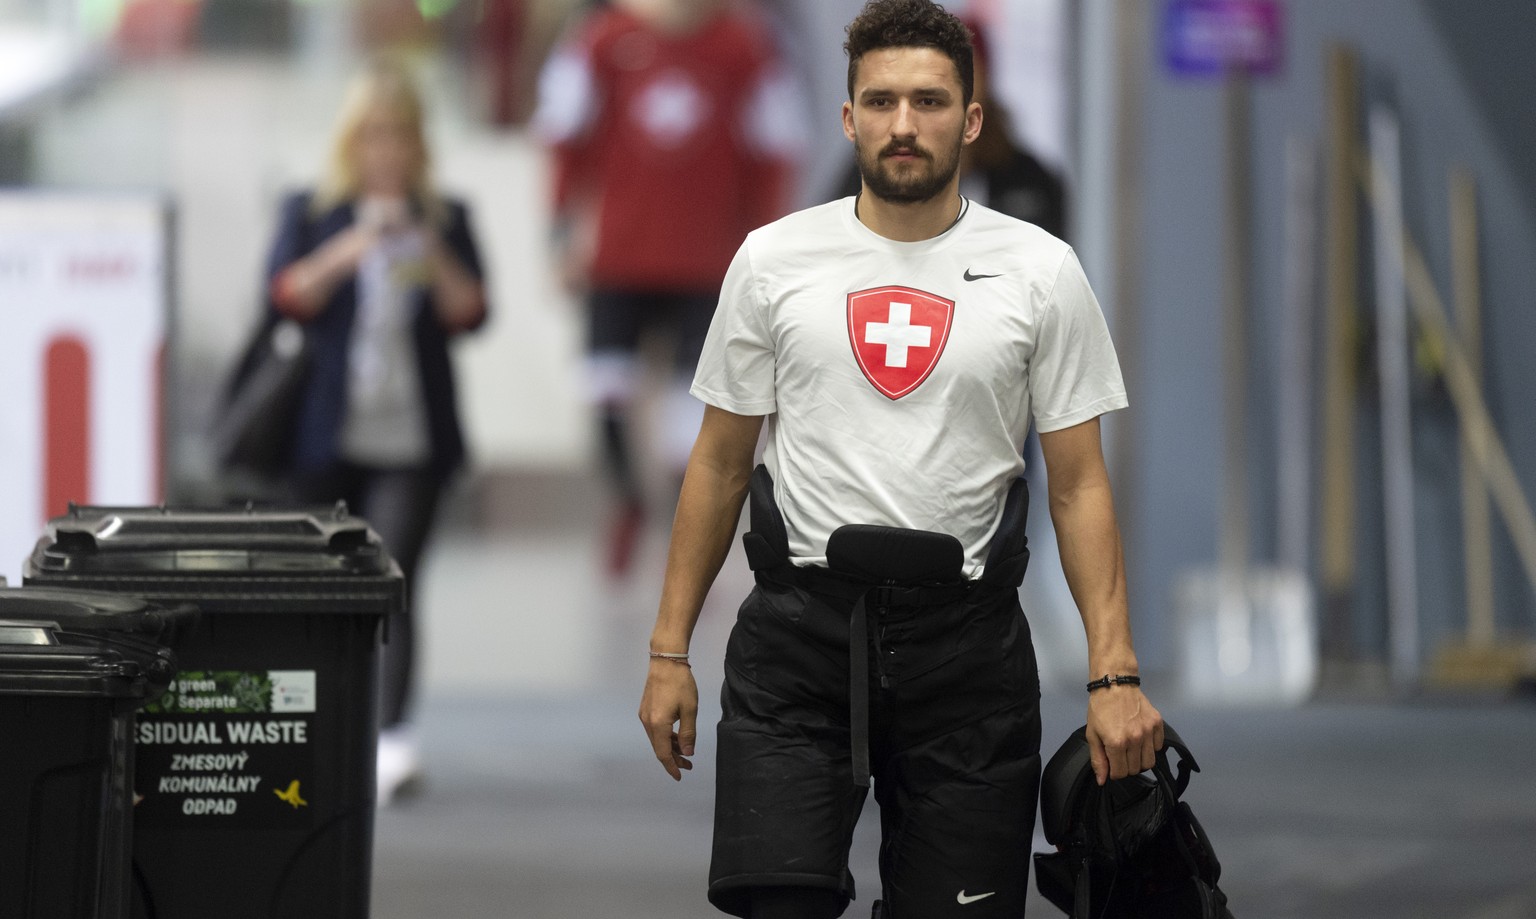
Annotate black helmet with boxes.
[1033,723,1234,919]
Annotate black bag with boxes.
[208,314,311,477]
[1034,723,1235,919]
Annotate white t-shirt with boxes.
[691,197,1127,577]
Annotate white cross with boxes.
[636,74,705,146]
[864,302,931,368]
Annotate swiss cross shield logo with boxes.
[847,286,955,400]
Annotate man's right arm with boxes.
[639,404,764,780]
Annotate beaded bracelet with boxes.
[649,651,691,666]
[1085,674,1141,693]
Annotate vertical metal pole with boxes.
[1108,0,1147,517]
[1277,137,1318,574]
[1367,106,1420,691]
[1075,0,1145,533]
[1320,45,1361,663]
[1074,0,1119,295]
[1220,69,1251,580]
[1451,166,1495,648]
[1215,68,1254,677]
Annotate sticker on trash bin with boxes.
[269,670,317,713]
[143,670,316,715]
[135,670,318,828]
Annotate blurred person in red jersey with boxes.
[533,0,804,579]
[263,58,489,805]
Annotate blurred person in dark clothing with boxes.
[532,0,803,579]
[263,58,489,805]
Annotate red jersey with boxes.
[535,5,799,291]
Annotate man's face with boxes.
[843,46,981,205]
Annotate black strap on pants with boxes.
[758,565,970,787]
[741,466,1030,787]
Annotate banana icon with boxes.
[274,780,308,808]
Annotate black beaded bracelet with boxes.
[1086,674,1142,693]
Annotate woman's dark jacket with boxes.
[263,190,486,482]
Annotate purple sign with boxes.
[1164,0,1284,76]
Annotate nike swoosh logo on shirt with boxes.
[963,269,1001,281]
[957,890,997,905]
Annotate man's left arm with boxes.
[1038,416,1164,785]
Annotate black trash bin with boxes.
[24,504,403,919]
[0,586,191,919]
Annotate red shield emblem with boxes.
[847,286,955,400]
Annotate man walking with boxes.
[639,1,1162,916]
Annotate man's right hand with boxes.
[638,406,762,781]
[639,659,699,781]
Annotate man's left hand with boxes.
[1085,686,1164,785]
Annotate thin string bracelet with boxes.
[649,651,691,666]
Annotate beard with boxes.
[854,129,964,204]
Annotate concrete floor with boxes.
[373,478,1536,919]
[372,691,1536,919]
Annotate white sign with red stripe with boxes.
[0,193,167,582]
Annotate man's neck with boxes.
[855,186,964,242]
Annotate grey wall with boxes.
[1421,0,1536,231]
[763,0,867,204]
[1124,0,1536,675]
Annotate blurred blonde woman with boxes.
[264,58,488,805]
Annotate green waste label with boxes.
[135,670,318,827]
[143,670,317,715]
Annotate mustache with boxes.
[879,141,931,160]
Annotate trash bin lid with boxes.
[0,586,185,701]
[0,586,192,635]
[28,503,396,577]
[24,504,403,616]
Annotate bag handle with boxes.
[1155,722,1200,799]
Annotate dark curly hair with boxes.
[844,0,975,105]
